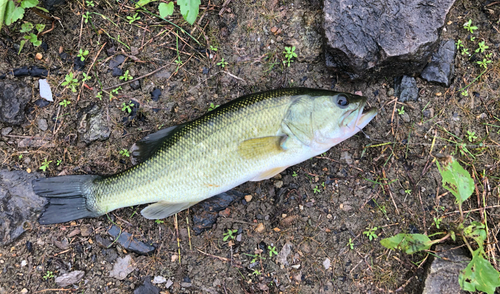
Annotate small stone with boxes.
[134,277,159,294]
[39,79,53,102]
[110,255,136,280]
[152,276,166,284]
[278,242,293,266]
[180,282,192,288]
[218,208,230,217]
[387,88,394,97]
[130,80,141,90]
[274,181,283,188]
[35,53,43,60]
[477,113,487,120]
[423,108,434,118]
[270,26,278,33]
[254,223,265,233]
[1,127,12,136]
[37,119,48,131]
[340,151,353,165]
[21,289,28,294]
[244,195,252,202]
[55,270,85,287]
[165,279,173,289]
[80,225,92,237]
[171,254,178,263]
[293,272,302,282]
[395,76,418,102]
[21,260,27,267]
[400,112,411,123]
[323,258,331,269]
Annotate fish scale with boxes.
[33,88,377,224]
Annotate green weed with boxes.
[283,46,297,67]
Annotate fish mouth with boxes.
[355,106,377,130]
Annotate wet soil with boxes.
[1,0,500,293]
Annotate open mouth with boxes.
[356,107,377,130]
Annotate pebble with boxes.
[1,127,12,136]
[340,151,353,165]
[21,260,27,267]
[55,270,85,287]
[400,112,411,123]
[110,255,136,280]
[274,181,283,188]
[152,276,166,284]
[134,277,160,294]
[80,225,92,237]
[254,223,265,233]
[323,258,331,269]
[293,272,302,282]
[37,118,48,131]
[244,195,252,202]
[21,289,28,294]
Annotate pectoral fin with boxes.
[141,201,198,219]
[250,166,289,181]
[238,136,287,160]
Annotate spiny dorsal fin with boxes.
[130,125,182,165]
[141,201,198,219]
[237,136,287,160]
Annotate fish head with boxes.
[282,90,377,152]
[311,92,377,150]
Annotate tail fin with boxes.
[32,175,102,224]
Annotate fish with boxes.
[33,88,377,224]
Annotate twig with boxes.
[196,248,242,268]
[35,289,72,293]
[174,213,181,264]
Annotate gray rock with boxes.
[55,270,85,287]
[400,112,411,123]
[0,170,46,246]
[78,105,111,144]
[130,80,141,90]
[278,241,293,267]
[109,55,125,69]
[422,245,469,294]
[0,80,32,125]
[110,255,136,280]
[37,118,48,131]
[1,127,12,136]
[323,0,456,80]
[340,151,353,165]
[395,76,418,102]
[421,39,456,86]
[134,277,159,294]
[108,225,156,255]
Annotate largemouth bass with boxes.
[33,88,377,224]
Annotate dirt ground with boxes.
[1,0,500,293]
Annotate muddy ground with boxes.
[1,0,500,293]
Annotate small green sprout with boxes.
[82,72,91,83]
[292,171,298,177]
[83,12,92,23]
[397,106,405,115]
[43,270,55,280]
[268,245,278,257]
[313,186,321,194]
[18,154,23,160]
[475,41,489,53]
[35,24,45,33]
[59,99,71,107]
[461,47,470,56]
[456,39,463,49]
[86,0,94,7]
[208,103,219,111]
[127,13,141,24]
[223,229,238,241]
[39,158,52,172]
[217,58,228,68]
[119,149,130,157]
[252,269,261,275]
[56,159,62,166]
[155,219,164,224]
[283,46,297,67]
[20,22,33,33]
[433,217,442,229]
[347,238,354,250]
[121,102,134,113]
[466,131,477,142]
[77,49,89,61]
[209,45,218,51]
[461,90,468,96]
[363,227,378,241]
[96,91,103,100]
[476,58,492,69]
[119,70,133,81]
[61,72,79,92]
[404,189,412,195]
[463,19,478,34]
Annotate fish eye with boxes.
[336,95,349,108]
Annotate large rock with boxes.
[422,245,469,294]
[421,39,456,86]
[0,170,46,246]
[78,105,111,144]
[323,0,456,80]
[0,80,32,125]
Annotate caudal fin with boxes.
[32,175,102,224]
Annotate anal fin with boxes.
[250,166,288,181]
[141,201,198,219]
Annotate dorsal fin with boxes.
[130,125,182,165]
